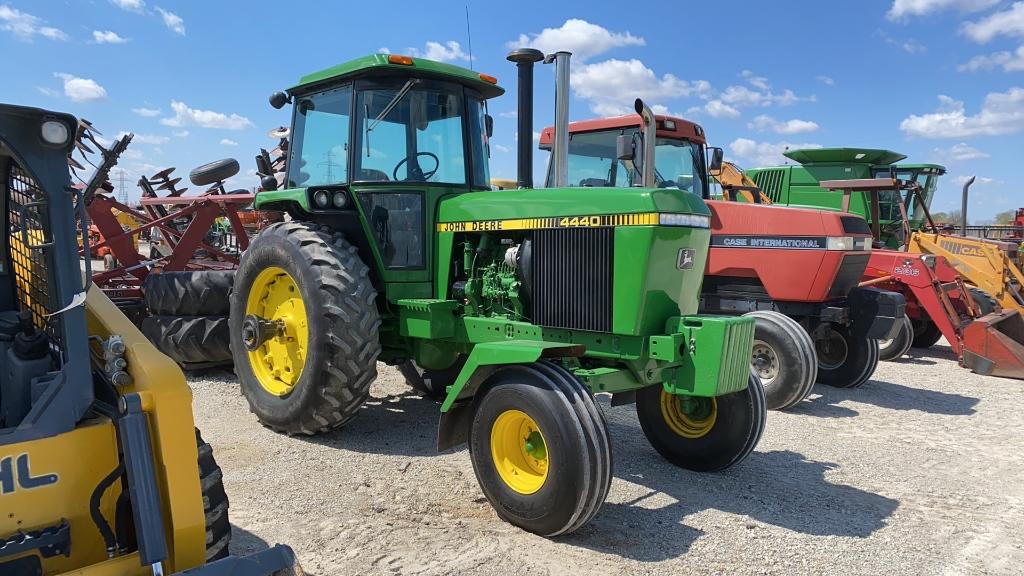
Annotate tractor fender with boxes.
[436,340,584,451]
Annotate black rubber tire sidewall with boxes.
[747,314,810,410]
[968,287,998,316]
[190,158,239,186]
[635,371,765,472]
[195,429,231,562]
[879,316,913,361]
[815,325,879,388]
[911,316,944,348]
[143,271,233,316]
[140,315,231,365]
[468,365,601,536]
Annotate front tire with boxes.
[196,430,231,562]
[230,221,381,435]
[635,369,766,472]
[743,311,816,410]
[968,286,998,316]
[469,361,611,536]
[879,316,914,361]
[911,315,944,348]
[399,356,466,399]
[814,325,879,388]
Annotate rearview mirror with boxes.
[708,147,724,173]
[269,91,290,110]
[616,134,634,161]
[485,114,494,138]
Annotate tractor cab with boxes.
[258,54,502,295]
[870,163,946,230]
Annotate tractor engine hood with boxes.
[437,186,710,225]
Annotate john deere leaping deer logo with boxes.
[677,248,696,270]
[0,454,58,495]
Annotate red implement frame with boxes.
[83,192,252,300]
[826,178,1024,379]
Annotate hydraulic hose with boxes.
[90,461,124,557]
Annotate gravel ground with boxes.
[190,340,1024,576]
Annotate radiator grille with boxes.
[530,228,613,332]
[751,169,786,202]
[7,163,63,354]
[828,253,871,299]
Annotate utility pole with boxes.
[319,150,340,183]
[117,169,127,203]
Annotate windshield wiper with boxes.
[365,79,419,157]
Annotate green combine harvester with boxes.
[746,148,946,247]
[229,49,763,536]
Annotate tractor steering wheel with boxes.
[393,152,439,182]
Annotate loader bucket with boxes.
[961,310,1024,379]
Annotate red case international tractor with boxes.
[230,51,762,536]
[539,103,905,410]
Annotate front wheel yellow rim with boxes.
[660,391,717,439]
[245,266,309,396]
[490,409,549,494]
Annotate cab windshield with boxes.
[870,167,940,222]
[549,128,707,196]
[287,80,490,189]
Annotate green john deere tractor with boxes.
[231,49,762,536]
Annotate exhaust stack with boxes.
[635,98,657,188]
[545,51,572,188]
[961,175,975,236]
[506,48,544,189]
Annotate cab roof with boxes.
[783,148,907,165]
[538,114,707,149]
[291,53,504,99]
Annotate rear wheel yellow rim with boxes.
[245,266,308,396]
[490,409,549,494]
[660,391,717,439]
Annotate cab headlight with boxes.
[41,120,70,146]
[313,190,330,208]
[825,236,854,251]
[659,213,710,228]
[332,191,347,208]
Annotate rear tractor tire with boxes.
[143,270,233,316]
[743,311,816,410]
[910,315,944,349]
[879,316,914,362]
[141,315,232,368]
[635,368,766,472]
[814,324,879,388]
[229,221,381,435]
[469,361,612,536]
[968,286,998,316]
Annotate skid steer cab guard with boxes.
[0,104,297,575]
[237,52,760,536]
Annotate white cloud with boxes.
[748,115,820,134]
[0,5,67,41]
[110,0,145,12]
[498,110,517,118]
[729,138,822,167]
[933,142,990,161]
[173,130,189,138]
[161,101,254,130]
[119,132,168,145]
[899,88,1024,138]
[570,58,711,116]
[963,2,1024,43]
[816,75,835,86]
[887,0,998,20]
[132,106,161,117]
[408,40,469,63]
[54,73,107,102]
[720,84,807,107]
[959,46,1024,71]
[509,19,645,62]
[155,7,185,36]
[36,86,60,97]
[955,174,999,185]
[220,138,238,147]
[704,100,740,118]
[93,30,128,44]
[740,70,770,91]
[494,144,511,153]
[378,46,390,54]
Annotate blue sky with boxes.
[2,0,1022,220]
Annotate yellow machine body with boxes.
[0,287,207,575]
[909,232,1024,312]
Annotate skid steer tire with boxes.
[196,429,231,562]
[141,315,232,366]
[743,311,816,410]
[636,368,766,472]
[143,271,234,316]
[469,361,612,537]
[814,325,879,389]
[968,287,998,316]
[879,316,914,362]
[230,221,381,436]
[911,317,944,349]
